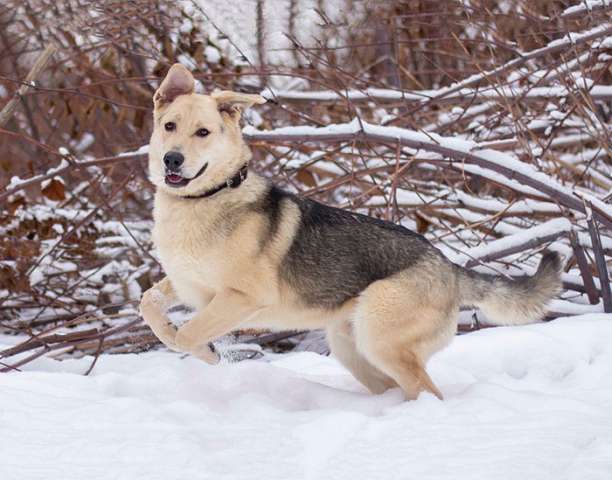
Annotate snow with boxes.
[453,190,561,214]
[561,0,611,17]
[2,314,612,479]
[364,186,562,218]
[244,117,361,138]
[6,159,69,190]
[119,144,149,156]
[72,132,95,153]
[263,84,612,103]
[204,45,221,64]
[549,24,612,48]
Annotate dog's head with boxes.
[149,64,265,196]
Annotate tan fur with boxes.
[351,259,457,399]
[139,65,557,401]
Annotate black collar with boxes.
[183,164,248,200]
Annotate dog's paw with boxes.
[174,327,196,351]
[175,329,219,364]
[150,324,178,351]
[192,343,221,365]
[140,293,178,350]
[140,288,168,313]
[158,330,179,351]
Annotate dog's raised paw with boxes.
[192,343,221,365]
[174,331,219,364]
[174,328,196,351]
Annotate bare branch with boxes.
[0,44,56,128]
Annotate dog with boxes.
[140,64,562,400]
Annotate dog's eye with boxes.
[164,122,176,132]
[195,128,210,138]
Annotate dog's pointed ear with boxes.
[211,90,266,120]
[154,64,195,109]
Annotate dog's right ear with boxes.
[211,90,266,121]
[153,64,195,109]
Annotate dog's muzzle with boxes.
[164,158,209,188]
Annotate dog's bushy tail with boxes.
[456,251,563,325]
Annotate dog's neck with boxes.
[155,168,267,213]
[182,164,248,200]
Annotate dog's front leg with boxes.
[140,277,180,349]
[174,288,259,364]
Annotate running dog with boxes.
[140,64,562,400]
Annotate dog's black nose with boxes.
[163,151,184,171]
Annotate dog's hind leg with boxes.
[327,320,397,394]
[353,267,458,400]
[374,348,444,401]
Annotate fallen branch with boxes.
[0,328,100,358]
[0,318,142,373]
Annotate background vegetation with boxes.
[1,0,610,370]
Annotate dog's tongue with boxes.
[166,174,184,184]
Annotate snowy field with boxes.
[2,314,612,480]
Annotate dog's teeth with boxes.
[167,174,183,183]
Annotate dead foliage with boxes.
[0,0,610,370]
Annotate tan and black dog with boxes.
[140,64,562,400]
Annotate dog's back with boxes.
[278,189,438,309]
[263,186,561,326]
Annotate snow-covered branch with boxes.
[461,218,572,268]
[561,0,612,19]
[0,150,148,203]
[244,120,612,230]
[263,84,612,104]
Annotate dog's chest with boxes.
[152,198,229,290]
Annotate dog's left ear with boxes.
[154,64,195,109]
[211,90,266,120]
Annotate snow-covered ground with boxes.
[2,314,612,480]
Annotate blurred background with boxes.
[0,0,610,367]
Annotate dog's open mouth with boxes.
[164,163,208,188]
[165,173,190,187]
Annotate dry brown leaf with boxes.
[41,178,66,201]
